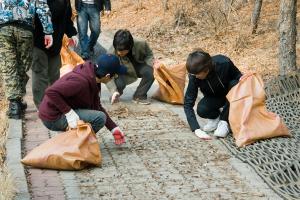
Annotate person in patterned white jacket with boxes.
[0,0,53,119]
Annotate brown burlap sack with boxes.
[152,63,186,104]
[60,35,84,77]
[21,122,101,170]
[227,73,290,147]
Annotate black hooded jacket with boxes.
[184,55,242,131]
[34,0,77,56]
[75,0,111,12]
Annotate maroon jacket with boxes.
[38,61,117,130]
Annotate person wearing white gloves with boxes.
[32,0,78,108]
[38,54,127,145]
[184,49,242,140]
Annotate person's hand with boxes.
[153,59,161,69]
[111,127,125,145]
[65,109,80,129]
[69,36,78,47]
[111,91,120,104]
[104,10,111,15]
[194,129,212,140]
[44,35,53,49]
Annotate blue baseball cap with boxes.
[95,54,127,78]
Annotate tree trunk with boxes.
[251,0,263,34]
[278,0,297,75]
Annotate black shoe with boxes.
[7,100,23,119]
[20,99,27,111]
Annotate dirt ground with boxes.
[101,0,300,80]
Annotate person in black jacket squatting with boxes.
[32,0,78,108]
[184,49,242,140]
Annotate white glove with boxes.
[194,129,212,140]
[111,91,120,104]
[71,35,79,47]
[44,35,53,49]
[65,109,80,129]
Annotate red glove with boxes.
[111,127,125,145]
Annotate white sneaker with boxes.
[214,120,229,138]
[203,117,220,132]
[194,129,212,140]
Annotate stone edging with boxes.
[6,119,30,200]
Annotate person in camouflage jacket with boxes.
[0,0,54,119]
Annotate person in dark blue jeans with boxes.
[75,0,111,60]
[184,49,242,140]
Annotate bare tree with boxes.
[278,0,297,75]
[251,0,263,34]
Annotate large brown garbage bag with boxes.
[152,63,186,104]
[60,35,84,77]
[226,73,290,147]
[21,123,101,170]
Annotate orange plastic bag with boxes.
[227,73,290,147]
[21,123,101,170]
[152,64,186,104]
[60,35,84,77]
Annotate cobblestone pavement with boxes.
[73,101,271,200]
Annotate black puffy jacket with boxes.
[75,0,111,12]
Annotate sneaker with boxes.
[7,100,23,119]
[132,97,151,105]
[194,129,212,140]
[203,117,220,132]
[214,120,230,138]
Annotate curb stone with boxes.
[6,119,30,200]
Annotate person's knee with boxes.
[197,104,211,118]
[93,111,107,132]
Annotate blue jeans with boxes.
[77,3,101,58]
[42,109,107,133]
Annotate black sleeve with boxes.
[64,0,77,38]
[184,75,200,132]
[103,0,111,11]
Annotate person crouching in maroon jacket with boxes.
[38,54,127,145]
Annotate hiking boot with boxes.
[214,120,230,138]
[7,100,23,119]
[20,99,27,111]
[203,117,220,132]
[132,97,151,105]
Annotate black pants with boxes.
[196,80,239,122]
[197,96,229,121]
[115,63,154,99]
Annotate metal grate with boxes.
[221,72,300,200]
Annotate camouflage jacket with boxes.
[0,0,53,34]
